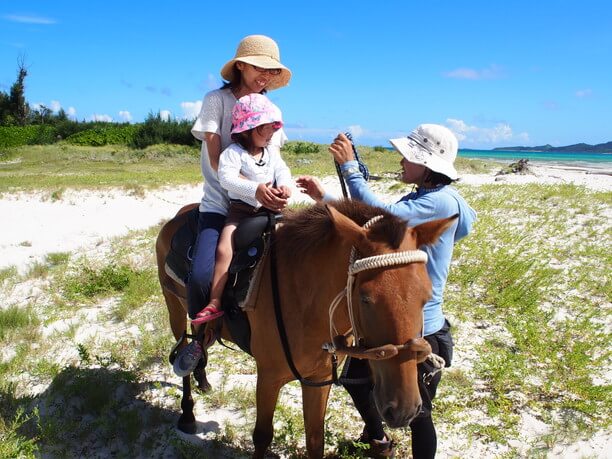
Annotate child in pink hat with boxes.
[192,93,292,325]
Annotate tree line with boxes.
[0,61,196,149]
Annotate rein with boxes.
[270,226,339,387]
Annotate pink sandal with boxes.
[191,304,224,325]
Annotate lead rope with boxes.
[334,131,370,199]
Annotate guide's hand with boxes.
[296,176,325,202]
[256,182,288,211]
[329,133,355,165]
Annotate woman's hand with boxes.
[296,176,325,202]
[328,133,355,165]
[256,182,288,211]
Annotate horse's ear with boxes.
[413,214,458,247]
[325,204,365,245]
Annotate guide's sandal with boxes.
[191,305,224,325]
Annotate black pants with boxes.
[343,320,453,458]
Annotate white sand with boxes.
[1,163,610,274]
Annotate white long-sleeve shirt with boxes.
[218,143,292,208]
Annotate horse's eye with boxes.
[360,294,373,306]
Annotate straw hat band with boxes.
[239,55,281,66]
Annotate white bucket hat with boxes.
[389,124,459,180]
[220,35,292,91]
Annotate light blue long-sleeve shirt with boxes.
[338,160,477,335]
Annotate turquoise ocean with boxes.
[458,149,612,169]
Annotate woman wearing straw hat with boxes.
[173,35,292,377]
[298,124,477,458]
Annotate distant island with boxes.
[493,141,612,153]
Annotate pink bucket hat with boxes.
[389,124,459,180]
[231,93,283,135]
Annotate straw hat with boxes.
[220,35,292,91]
[389,124,459,180]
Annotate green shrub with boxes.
[66,124,138,146]
[0,125,57,147]
[129,113,195,149]
[282,141,321,154]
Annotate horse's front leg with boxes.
[252,374,283,459]
[178,375,197,434]
[302,383,332,458]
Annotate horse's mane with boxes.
[278,199,408,259]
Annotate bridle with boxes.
[270,213,445,388]
[323,216,445,371]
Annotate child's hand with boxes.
[296,176,325,202]
[256,182,288,211]
[276,185,292,199]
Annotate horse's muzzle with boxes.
[376,397,422,428]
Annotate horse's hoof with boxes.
[177,421,197,435]
[177,416,197,435]
[196,379,212,393]
[193,368,212,393]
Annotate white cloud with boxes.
[445,118,526,145]
[32,100,75,116]
[575,88,592,98]
[159,110,172,121]
[90,114,113,122]
[118,110,132,122]
[49,100,61,112]
[3,14,56,24]
[180,101,202,120]
[444,64,503,80]
[347,125,364,138]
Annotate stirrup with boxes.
[169,331,187,365]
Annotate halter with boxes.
[324,216,446,373]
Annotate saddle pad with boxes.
[165,207,200,285]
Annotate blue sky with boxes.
[1,1,611,149]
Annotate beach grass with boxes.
[0,146,609,456]
[0,142,495,192]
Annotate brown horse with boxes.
[156,199,456,458]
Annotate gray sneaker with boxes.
[173,340,202,377]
